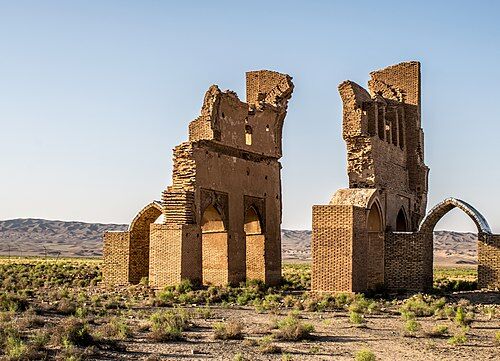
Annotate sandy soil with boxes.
[96,304,500,361]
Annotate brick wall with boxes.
[202,232,229,286]
[149,224,183,288]
[102,231,130,285]
[384,231,431,291]
[478,234,500,289]
[246,234,265,281]
[312,205,354,292]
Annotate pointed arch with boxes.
[244,206,263,235]
[419,198,491,235]
[201,205,225,233]
[367,200,383,232]
[129,201,163,235]
[396,207,409,232]
[128,200,163,284]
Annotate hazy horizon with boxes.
[1,1,499,233]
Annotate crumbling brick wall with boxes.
[104,70,293,288]
[312,62,428,293]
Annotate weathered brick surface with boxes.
[102,231,130,285]
[312,62,500,293]
[478,235,500,289]
[312,205,354,292]
[103,70,293,288]
[384,231,429,291]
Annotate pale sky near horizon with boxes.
[1,1,499,232]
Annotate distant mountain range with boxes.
[0,219,477,266]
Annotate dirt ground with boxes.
[97,303,500,361]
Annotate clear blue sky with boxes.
[1,1,499,232]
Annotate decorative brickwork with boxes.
[312,61,500,293]
[103,70,294,288]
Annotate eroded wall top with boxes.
[338,61,429,228]
[188,70,293,158]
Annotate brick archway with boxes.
[418,197,497,290]
[419,198,491,235]
[128,201,163,284]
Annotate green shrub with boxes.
[426,324,448,338]
[355,348,376,361]
[448,328,468,345]
[454,306,473,327]
[349,311,366,325]
[0,293,28,312]
[404,319,421,336]
[149,309,191,341]
[258,335,281,354]
[213,321,243,340]
[98,317,132,340]
[400,294,443,317]
[275,314,314,341]
[51,317,94,347]
[494,331,500,345]
[233,353,246,361]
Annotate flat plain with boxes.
[0,258,498,360]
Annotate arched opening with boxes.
[419,198,493,290]
[128,201,163,284]
[201,205,228,286]
[201,205,225,233]
[396,208,408,232]
[244,207,265,281]
[366,201,384,289]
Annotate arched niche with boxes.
[244,206,265,281]
[201,204,228,286]
[366,200,384,289]
[367,201,383,232]
[244,206,263,235]
[201,205,226,233]
[396,207,408,232]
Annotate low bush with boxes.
[400,294,444,317]
[149,309,191,341]
[355,348,376,361]
[51,317,94,347]
[258,335,281,354]
[213,320,243,340]
[448,327,468,345]
[275,314,314,341]
[404,319,421,336]
[0,293,28,313]
[426,324,448,338]
[98,317,132,340]
[349,311,366,325]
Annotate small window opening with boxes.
[245,125,253,145]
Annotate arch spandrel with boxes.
[419,198,492,235]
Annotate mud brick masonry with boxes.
[103,70,294,288]
[312,61,500,293]
[103,62,500,292]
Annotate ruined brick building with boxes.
[312,61,500,292]
[103,70,294,288]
